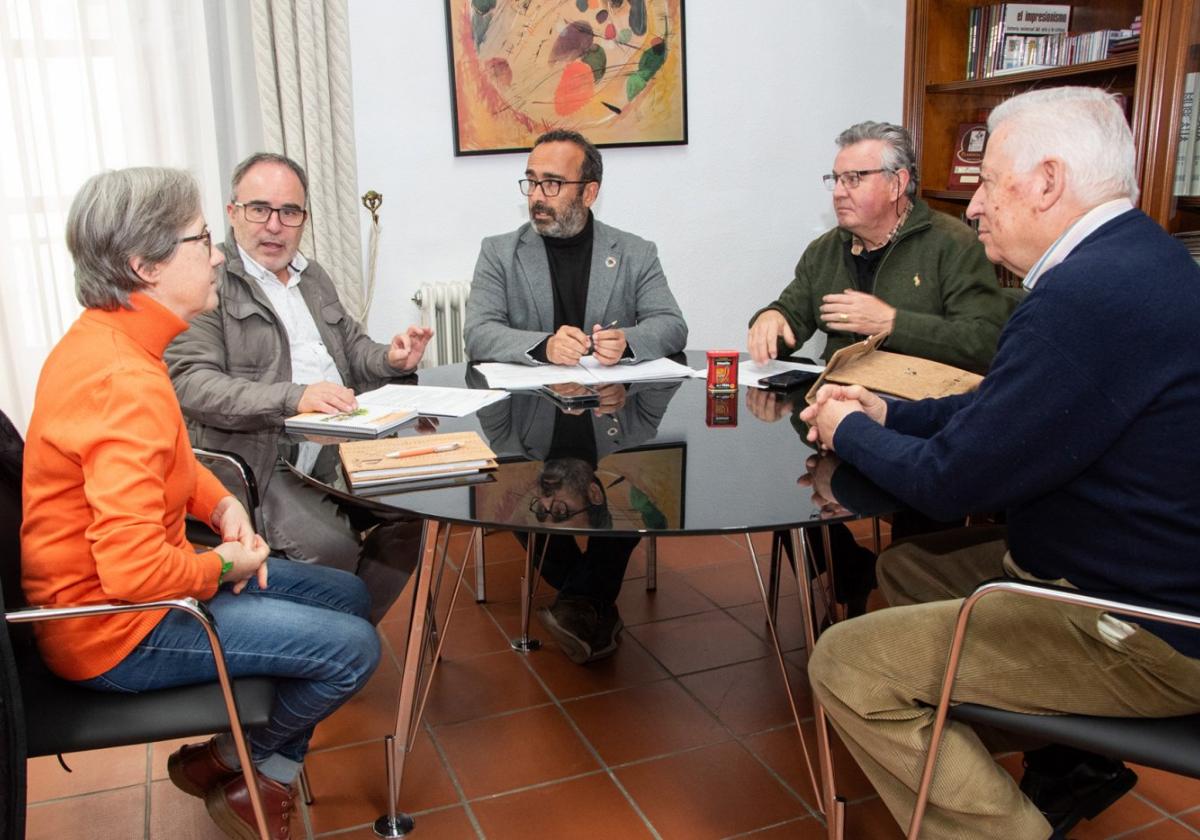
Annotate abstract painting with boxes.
[444,0,687,155]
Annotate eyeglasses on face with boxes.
[177,226,212,254]
[822,168,890,191]
[233,201,308,227]
[518,178,590,197]
[528,496,590,523]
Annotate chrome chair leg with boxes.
[473,527,486,603]
[645,537,658,591]
[297,766,314,806]
[511,535,545,652]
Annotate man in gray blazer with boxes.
[464,129,687,662]
[464,129,687,366]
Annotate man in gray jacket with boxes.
[464,129,686,661]
[464,129,687,366]
[167,153,430,603]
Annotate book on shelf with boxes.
[964,5,1141,79]
[1177,72,1198,197]
[338,431,498,490]
[948,122,988,189]
[1003,3,1070,35]
[284,406,417,437]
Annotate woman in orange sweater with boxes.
[21,167,379,840]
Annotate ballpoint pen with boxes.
[364,441,462,463]
[585,321,620,355]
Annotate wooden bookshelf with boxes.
[905,0,1200,240]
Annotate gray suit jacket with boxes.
[464,218,687,364]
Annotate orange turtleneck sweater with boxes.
[21,293,229,681]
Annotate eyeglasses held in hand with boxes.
[178,226,212,254]
[518,178,590,197]
[528,497,590,523]
[233,201,308,227]
[822,168,889,190]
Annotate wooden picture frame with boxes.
[444,0,688,155]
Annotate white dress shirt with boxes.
[1022,198,1134,291]
[238,245,344,386]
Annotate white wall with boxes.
[348,1,907,356]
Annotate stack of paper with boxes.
[338,431,498,490]
[474,356,696,390]
[285,406,416,437]
[286,384,508,437]
[353,384,509,418]
[741,359,825,389]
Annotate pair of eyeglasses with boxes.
[528,497,589,523]
[178,226,212,253]
[518,178,590,197]
[232,201,308,227]
[822,168,890,190]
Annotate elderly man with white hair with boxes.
[802,86,1200,839]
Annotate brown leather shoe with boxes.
[167,737,238,799]
[205,772,295,840]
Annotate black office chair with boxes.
[187,447,261,548]
[0,413,278,839]
[906,578,1200,839]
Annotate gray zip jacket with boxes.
[165,240,395,489]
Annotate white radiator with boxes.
[412,282,470,367]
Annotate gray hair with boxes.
[65,167,202,311]
[230,152,309,202]
[988,86,1138,205]
[534,129,603,185]
[836,121,919,199]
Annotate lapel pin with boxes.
[605,256,617,268]
[913,274,921,287]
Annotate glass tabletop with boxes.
[279,352,899,537]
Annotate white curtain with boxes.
[0,0,262,432]
[249,0,365,318]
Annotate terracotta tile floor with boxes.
[24,526,1200,839]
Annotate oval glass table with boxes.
[280,353,897,838]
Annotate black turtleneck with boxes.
[531,212,594,363]
[545,211,594,330]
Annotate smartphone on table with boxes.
[760,369,821,392]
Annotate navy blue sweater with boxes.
[835,209,1200,658]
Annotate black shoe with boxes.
[1020,749,1138,836]
[535,597,622,665]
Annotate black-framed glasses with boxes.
[518,178,590,197]
[232,201,308,227]
[822,168,890,191]
[528,496,591,523]
[178,226,212,254]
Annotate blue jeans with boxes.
[79,557,380,764]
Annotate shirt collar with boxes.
[850,199,913,256]
[82,292,189,358]
[236,243,308,288]
[1022,198,1134,291]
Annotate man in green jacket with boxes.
[747,121,1010,618]
[747,121,1008,374]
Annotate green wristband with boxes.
[216,551,234,584]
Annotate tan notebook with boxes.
[338,431,498,489]
[805,333,983,403]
